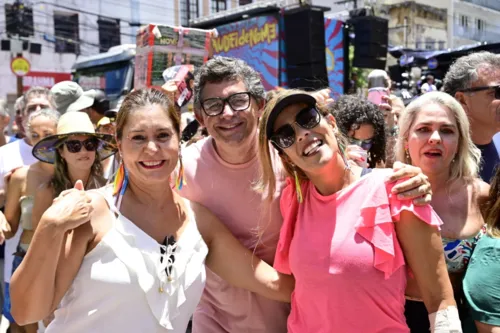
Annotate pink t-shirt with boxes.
[179,137,290,333]
[275,169,442,333]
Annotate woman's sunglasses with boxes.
[270,107,321,149]
[62,138,99,153]
[349,137,373,151]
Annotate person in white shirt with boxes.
[0,100,11,148]
[10,88,294,333]
[0,87,54,332]
[421,75,437,94]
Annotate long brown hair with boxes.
[51,143,104,197]
[484,166,500,238]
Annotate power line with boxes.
[32,1,175,26]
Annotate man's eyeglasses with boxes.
[270,107,321,150]
[26,104,51,114]
[61,138,99,153]
[201,92,252,117]
[459,85,500,99]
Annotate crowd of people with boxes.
[0,50,497,333]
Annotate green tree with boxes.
[348,45,371,91]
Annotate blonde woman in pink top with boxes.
[257,89,462,333]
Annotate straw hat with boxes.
[32,112,116,164]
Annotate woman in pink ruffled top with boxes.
[257,89,462,333]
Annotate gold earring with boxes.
[291,164,303,203]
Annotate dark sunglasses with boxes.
[62,138,99,153]
[201,92,252,117]
[349,137,373,151]
[270,107,321,149]
[459,85,500,99]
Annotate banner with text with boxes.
[213,16,280,90]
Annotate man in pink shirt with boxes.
[180,57,289,333]
[180,56,433,333]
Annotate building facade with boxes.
[0,0,235,103]
[452,0,500,47]
[378,0,500,50]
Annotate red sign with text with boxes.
[23,71,72,91]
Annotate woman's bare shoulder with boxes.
[470,178,490,203]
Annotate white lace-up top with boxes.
[46,188,208,333]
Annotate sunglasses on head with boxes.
[270,107,321,150]
[349,137,373,151]
[459,85,500,99]
[62,138,99,153]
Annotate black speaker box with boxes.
[287,63,329,91]
[351,16,388,68]
[284,8,328,90]
[284,9,327,66]
[353,16,389,46]
[353,57,386,70]
[354,43,387,58]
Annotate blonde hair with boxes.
[257,89,347,201]
[395,91,481,183]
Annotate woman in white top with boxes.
[10,88,294,333]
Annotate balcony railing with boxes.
[461,0,500,12]
[454,24,500,43]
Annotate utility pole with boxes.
[11,0,25,97]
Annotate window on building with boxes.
[54,12,79,54]
[4,3,34,38]
[98,17,121,53]
[211,0,227,13]
[425,37,435,50]
[239,0,252,5]
[476,18,485,31]
[180,0,200,27]
[438,41,445,50]
[460,15,469,29]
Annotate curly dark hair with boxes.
[328,95,387,168]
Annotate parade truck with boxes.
[190,0,345,97]
[72,44,136,109]
[71,1,345,101]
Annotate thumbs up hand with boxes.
[43,180,94,232]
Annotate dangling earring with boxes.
[291,164,303,204]
[113,162,126,196]
[175,148,186,190]
[338,143,352,172]
[405,149,410,162]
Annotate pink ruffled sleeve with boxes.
[273,178,306,274]
[354,172,443,279]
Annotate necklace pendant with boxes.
[159,285,164,293]
[167,276,173,282]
